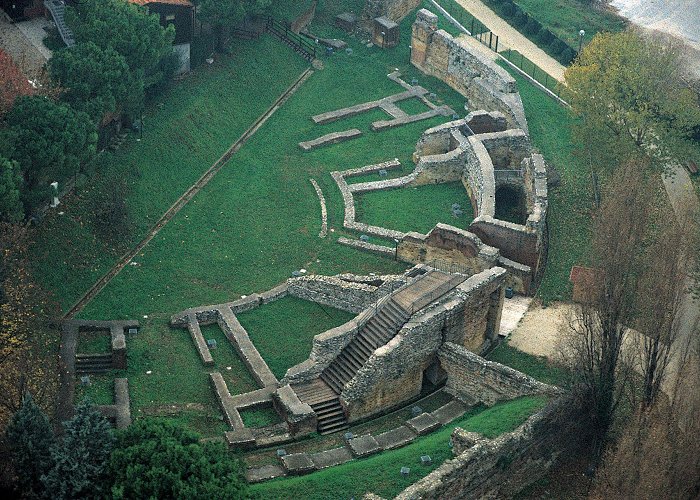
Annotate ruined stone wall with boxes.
[341,268,506,421]
[397,224,499,274]
[394,395,589,499]
[438,342,558,405]
[361,0,422,27]
[411,9,527,132]
[470,216,540,271]
[478,129,531,169]
[462,135,496,218]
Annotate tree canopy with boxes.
[564,30,700,169]
[49,42,141,121]
[108,419,248,499]
[70,0,175,89]
[1,96,96,210]
[199,0,271,30]
[0,157,23,223]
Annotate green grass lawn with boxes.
[394,96,434,116]
[249,395,548,499]
[500,48,561,94]
[497,61,593,303]
[486,342,567,386]
[240,406,283,428]
[76,329,111,354]
[75,373,114,406]
[236,297,355,380]
[356,182,474,234]
[509,0,626,48]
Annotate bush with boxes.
[549,38,567,56]
[500,1,515,17]
[524,17,542,36]
[513,10,529,28]
[559,47,577,65]
[537,28,555,46]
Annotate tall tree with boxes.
[563,160,654,460]
[0,157,23,223]
[1,96,96,211]
[69,0,175,89]
[48,42,141,122]
[42,400,115,499]
[108,419,247,499]
[4,393,55,498]
[564,30,700,171]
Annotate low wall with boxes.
[394,394,589,499]
[470,216,539,271]
[478,129,531,169]
[438,342,558,406]
[361,0,422,27]
[410,9,527,132]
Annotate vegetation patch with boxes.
[237,297,354,380]
[356,182,475,234]
[75,373,114,406]
[77,329,111,354]
[240,406,283,428]
[250,396,547,499]
[486,342,567,386]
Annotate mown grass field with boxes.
[250,395,548,499]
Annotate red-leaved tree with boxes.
[0,49,34,116]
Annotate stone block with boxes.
[299,129,362,151]
[311,447,353,469]
[406,412,441,435]
[348,434,381,457]
[225,428,256,450]
[245,464,286,483]
[281,453,316,475]
[273,385,317,437]
[375,425,417,450]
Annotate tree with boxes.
[2,96,96,211]
[4,393,55,498]
[635,204,699,408]
[562,160,655,460]
[564,30,700,170]
[69,0,174,89]
[199,0,271,48]
[42,400,115,499]
[48,42,141,122]
[0,49,33,116]
[0,157,23,223]
[108,419,247,499]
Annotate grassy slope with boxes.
[497,62,592,303]
[487,342,567,386]
[31,35,311,312]
[356,182,475,234]
[236,297,355,379]
[250,396,548,499]
[512,0,626,47]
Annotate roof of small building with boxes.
[129,0,193,7]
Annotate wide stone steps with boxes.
[75,354,112,374]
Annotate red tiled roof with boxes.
[129,0,193,7]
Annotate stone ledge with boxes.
[375,425,417,450]
[348,434,381,457]
[281,452,316,475]
[299,129,362,151]
[406,412,441,435]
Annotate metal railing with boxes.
[44,0,75,47]
[260,15,316,61]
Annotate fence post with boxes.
[471,18,474,35]
[494,35,498,52]
[520,52,524,69]
[489,32,493,50]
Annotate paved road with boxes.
[452,0,566,81]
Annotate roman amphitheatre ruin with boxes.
[56,3,587,497]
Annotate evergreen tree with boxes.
[5,393,55,498]
[0,156,23,223]
[41,400,114,499]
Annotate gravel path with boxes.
[508,302,573,359]
[452,0,566,81]
[0,16,47,79]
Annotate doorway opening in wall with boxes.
[495,184,527,224]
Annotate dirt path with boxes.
[507,302,574,359]
[451,0,566,81]
[0,15,47,79]
[63,68,314,319]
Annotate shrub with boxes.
[513,10,529,28]
[500,1,515,17]
[537,28,555,46]
[549,38,567,56]
[559,47,577,65]
[524,17,542,36]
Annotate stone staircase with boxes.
[292,270,465,434]
[44,0,75,47]
[320,298,409,394]
[75,353,112,374]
